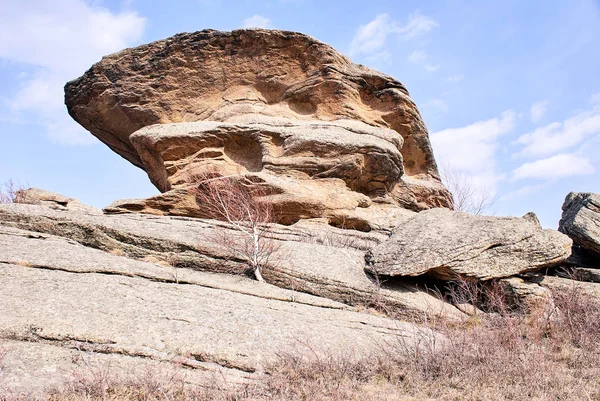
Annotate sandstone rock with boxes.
[535,275,600,301]
[0,203,464,321]
[366,209,572,281]
[65,29,452,227]
[499,276,554,312]
[559,192,600,256]
[15,187,101,214]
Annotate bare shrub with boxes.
[0,179,27,204]
[439,164,495,215]
[188,172,279,282]
[551,281,600,351]
[388,278,600,400]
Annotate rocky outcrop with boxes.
[15,187,101,214]
[64,29,452,230]
[366,208,572,281]
[559,192,600,258]
[0,203,464,321]
[0,226,439,394]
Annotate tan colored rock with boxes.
[65,29,452,227]
[103,120,425,230]
[499,276,554,312]
[15,187,101,214]
[535,275,600,300]
[366,209,572,281]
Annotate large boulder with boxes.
[64,29,452,231]
[559,192,600,257]
[366,208,572,281]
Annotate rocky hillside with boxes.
[1,29,599,399]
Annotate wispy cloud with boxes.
[350,12,438,56]
[514,105,600,157]
[446,74,464,83]
[241,15,271,29]
[0,0,146,144]
[407,50,427,63]
[425,63,441,72]
[530,101,548,123]
[423,99,449,113]
[512,153,596,180]
[431,110,516,196]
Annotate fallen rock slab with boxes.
[366,208,572,281]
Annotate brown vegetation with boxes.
[3,279,598,401]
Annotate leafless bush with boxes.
[388,278,600,400]
[0,179,27,204]
[188,172,279,282]
[439,164,496,215]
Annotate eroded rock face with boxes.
[559,192,600,257]
[64,29,452,229]
[365,209,572,281]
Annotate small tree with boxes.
[0,179,26,204]
[188,172,277,282]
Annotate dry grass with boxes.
[3,280,600,400]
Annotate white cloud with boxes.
[529,101,548,123]
[514,106,600,157]
[512,153,595,180]
[408,50,427,63]
[241,15,271,29]
[423,99,449,113]
[431,110,516,196]
[350,12,438,55]
[0,0,146,144]
[446,74,464,83]
[425,63,440,72]
[500,183,550,201]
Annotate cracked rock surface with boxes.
[559,192,600,258]
[0,220,443,395]
[0,203,463,320]
[366,208,572,281]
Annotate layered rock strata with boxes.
[64,29,452,231]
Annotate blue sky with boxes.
[1,0,599,228]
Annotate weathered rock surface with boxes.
[15,187,101,214]
[366,209,572,281]
[0,203,464,320]
[534,275,600,301]
[65,29,452,229]
[499,276,554,312]
[559,192,600,256]
[0,222,447,395]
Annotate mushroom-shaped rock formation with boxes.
[65,29,452,231]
